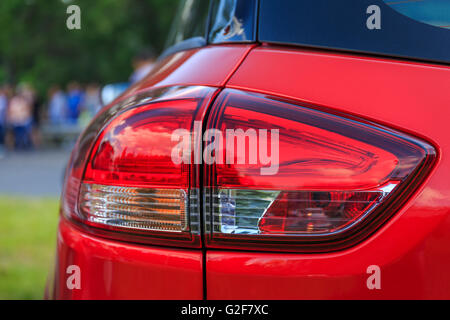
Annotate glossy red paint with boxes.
[52,218,203,300]
[124,44,254,97]
[207,46,450,299]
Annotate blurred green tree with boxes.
[0,0,179,95]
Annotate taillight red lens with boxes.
[62,86,216,247]
[258,190,382,234]
[83,99,195,188]
[204,89,436,252]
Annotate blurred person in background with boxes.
[19,84,42,148]
[79,83,101,127]
[0,85,11,157]
[47,85,68,125]
[7,85,33,150]
[66,82,84,123]
[129,48,157,84]
[30,86,43,148]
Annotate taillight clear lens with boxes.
[62,86,216,247]
[79,184,189,232]
[204,90,436,251]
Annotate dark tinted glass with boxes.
[165,0,211,49]
[385,0,450,29]
[259,0,450,64]
[208,0,257,43]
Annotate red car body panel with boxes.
[53,219,203,300]
[207,45,450,299]
[50,44,450,299]
[124,44,254,96]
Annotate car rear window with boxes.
[165,0,450,65]
[259,0,450,64]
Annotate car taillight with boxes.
[204,89,436,252]
[62,86,436,252]
[62,86,216,248]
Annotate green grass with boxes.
[0,197,59,300]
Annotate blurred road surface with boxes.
[0,149,71,197]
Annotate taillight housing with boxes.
[62,86,216,248]
[61,86,436,252]
[203,89,436,252]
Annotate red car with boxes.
[47,0,450,299]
